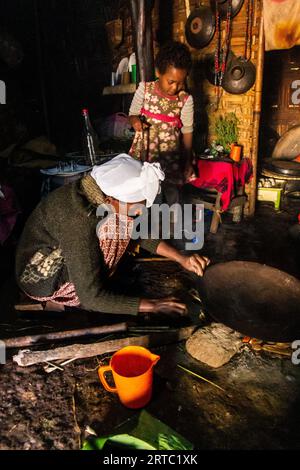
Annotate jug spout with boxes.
[150,353,160,366]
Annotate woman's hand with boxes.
[129,116,143,132]
[184,165,196,182]
[179,254,210,277]
[139,297,188,317]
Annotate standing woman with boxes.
[128,41,194,205]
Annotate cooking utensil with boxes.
[40,163,91,176]
[222,54,256,94]
[272,125,300,160]
[266,160,300,177]
[205,49,235,86]
[185,6,216,49]
[210,0,244,19]
[198,261,300,342]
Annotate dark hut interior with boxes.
[0,0,300,454]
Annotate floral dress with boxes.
[129,81,189,185]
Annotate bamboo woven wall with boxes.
[110,0,264,214]
[152,0,264,214]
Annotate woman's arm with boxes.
[156,240,210,277]
[182,132,194,180]
[181,95,194,180]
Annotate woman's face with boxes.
[106,197,146,217]
[156,66,188,96]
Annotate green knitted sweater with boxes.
[15,175,160,315]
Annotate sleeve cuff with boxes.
[139,238,161,254]
[181,126,194,134]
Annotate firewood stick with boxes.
[13,326,196,367]
[3,322,128,349]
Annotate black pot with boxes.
[205,50,235,86]
[222,55,256,94]
[185,6,216,49]
[266,160,300,177]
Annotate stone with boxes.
[186,323,243,368]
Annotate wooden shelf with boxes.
[102,84,137,95]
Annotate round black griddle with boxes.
[265,160,300,177]
[185,6,215,49]
[222,56,256,95]
[198,261,300,342]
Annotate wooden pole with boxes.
[13,326,196,367]
[249,0,265,216]
[3,322,128,349]
[130,0,155,82]
[184,0,190,19]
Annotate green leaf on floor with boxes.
[82,410,193,450]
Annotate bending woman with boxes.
[16,154,209,317]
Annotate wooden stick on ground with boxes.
[13,326,196,367]
[3,322,128,349]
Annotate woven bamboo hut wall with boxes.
[110,0,264,215]
[152,0,264,215]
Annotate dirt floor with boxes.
[0,199,300,450]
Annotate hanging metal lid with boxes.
[222,55,256,94]
[185,6,216,49]
[205,50,235,86]
[210,0,244,19]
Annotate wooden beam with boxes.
[3,322,128,349]
[13,326,196,367]
[249,0,265,216]
[130,0,154,82]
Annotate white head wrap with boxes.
[91,154,165,208]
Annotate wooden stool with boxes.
[183,185,247,234]
[183,185,222,234]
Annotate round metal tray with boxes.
[198,261,300,342]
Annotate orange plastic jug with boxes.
[98,346,160,409]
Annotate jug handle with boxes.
[98,366,117,393]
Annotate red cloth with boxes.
[27,282,81,307]
[189,158,253,211]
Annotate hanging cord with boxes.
[244,0,254,62]
[214,0,233,86]
[214,0,233,108]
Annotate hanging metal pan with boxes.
[205,50,235,85]
[222,55,256,94]
[185,6,216,49]
[198,261,300,342]
[210,0,244,19]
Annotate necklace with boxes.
[214,0,233,86]
[214,0,233,104]
[244,0,254,61]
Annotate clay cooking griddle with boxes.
[198,261,300,342]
